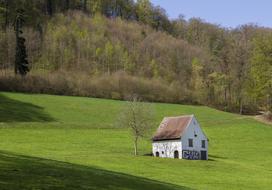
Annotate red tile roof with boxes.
[152,115,193,141]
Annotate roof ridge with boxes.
[164,114,194,119]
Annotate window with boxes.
[188,139,193,147]
[194,131,197,137]
[202,140,206,148]
[162,151,164,155]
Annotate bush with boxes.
[0,71,187,104]
[264,111,272,121]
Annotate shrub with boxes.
[0,71,187,104]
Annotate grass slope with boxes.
[0,92,271,190]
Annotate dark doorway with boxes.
[174,151,179,159]
[201,151,207,160]
[155,152,159,157]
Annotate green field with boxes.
[0,92,271,190]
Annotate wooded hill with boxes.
[0,0,271,114]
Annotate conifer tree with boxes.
[47,0,53,16]
[14,9,29,76]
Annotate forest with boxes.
[0,0,271,114]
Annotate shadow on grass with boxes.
[0,151,193,190]
[209,154,227,161]
[0,94,55,122]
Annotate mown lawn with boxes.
[0,92,271,190]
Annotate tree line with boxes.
[0,0,271,114]
[0,0,171,32]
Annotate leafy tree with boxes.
[230,25,254,114]
[152,6,171,32]
[250,34,272,111]
[190,58,205,103]
[135,0,154,26]
[104,41,114,74]
[172,15,187,39]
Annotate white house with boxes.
[152,115,208,160]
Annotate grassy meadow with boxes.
[0,92,271,190]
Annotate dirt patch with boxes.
[255,115,272,126]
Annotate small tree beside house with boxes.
[118,97,154,156]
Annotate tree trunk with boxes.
[267,94,272,112]
[47,0,53,16]
[4,0,8,30]
[82,0,87,12]
[239,98,243,115]
[134,137,138,156]
[65,0,70,10]
[224,87,227,111]
[228,82,232,107]
[84,0,87,11]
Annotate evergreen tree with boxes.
[14,9,29,76]
[65,0,70,10]
[4,0,8,29]
[46,0,53,16]
[82,0,87,12]
[0,0,7,29]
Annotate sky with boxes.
[150,0,271,28]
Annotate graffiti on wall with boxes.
[153,142,178,158]
[182,150,200,160]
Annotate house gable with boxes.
[181,116,208,143]
[181,116,208,160]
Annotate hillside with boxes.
[1,11,206,104]
[1,1,272,114]
[0,92,271,190]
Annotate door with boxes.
[174,150,179,159]
[201,151,207,160]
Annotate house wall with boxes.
[181,117,208,160]
[152,140,182,159]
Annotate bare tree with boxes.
[118,97,154,156]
